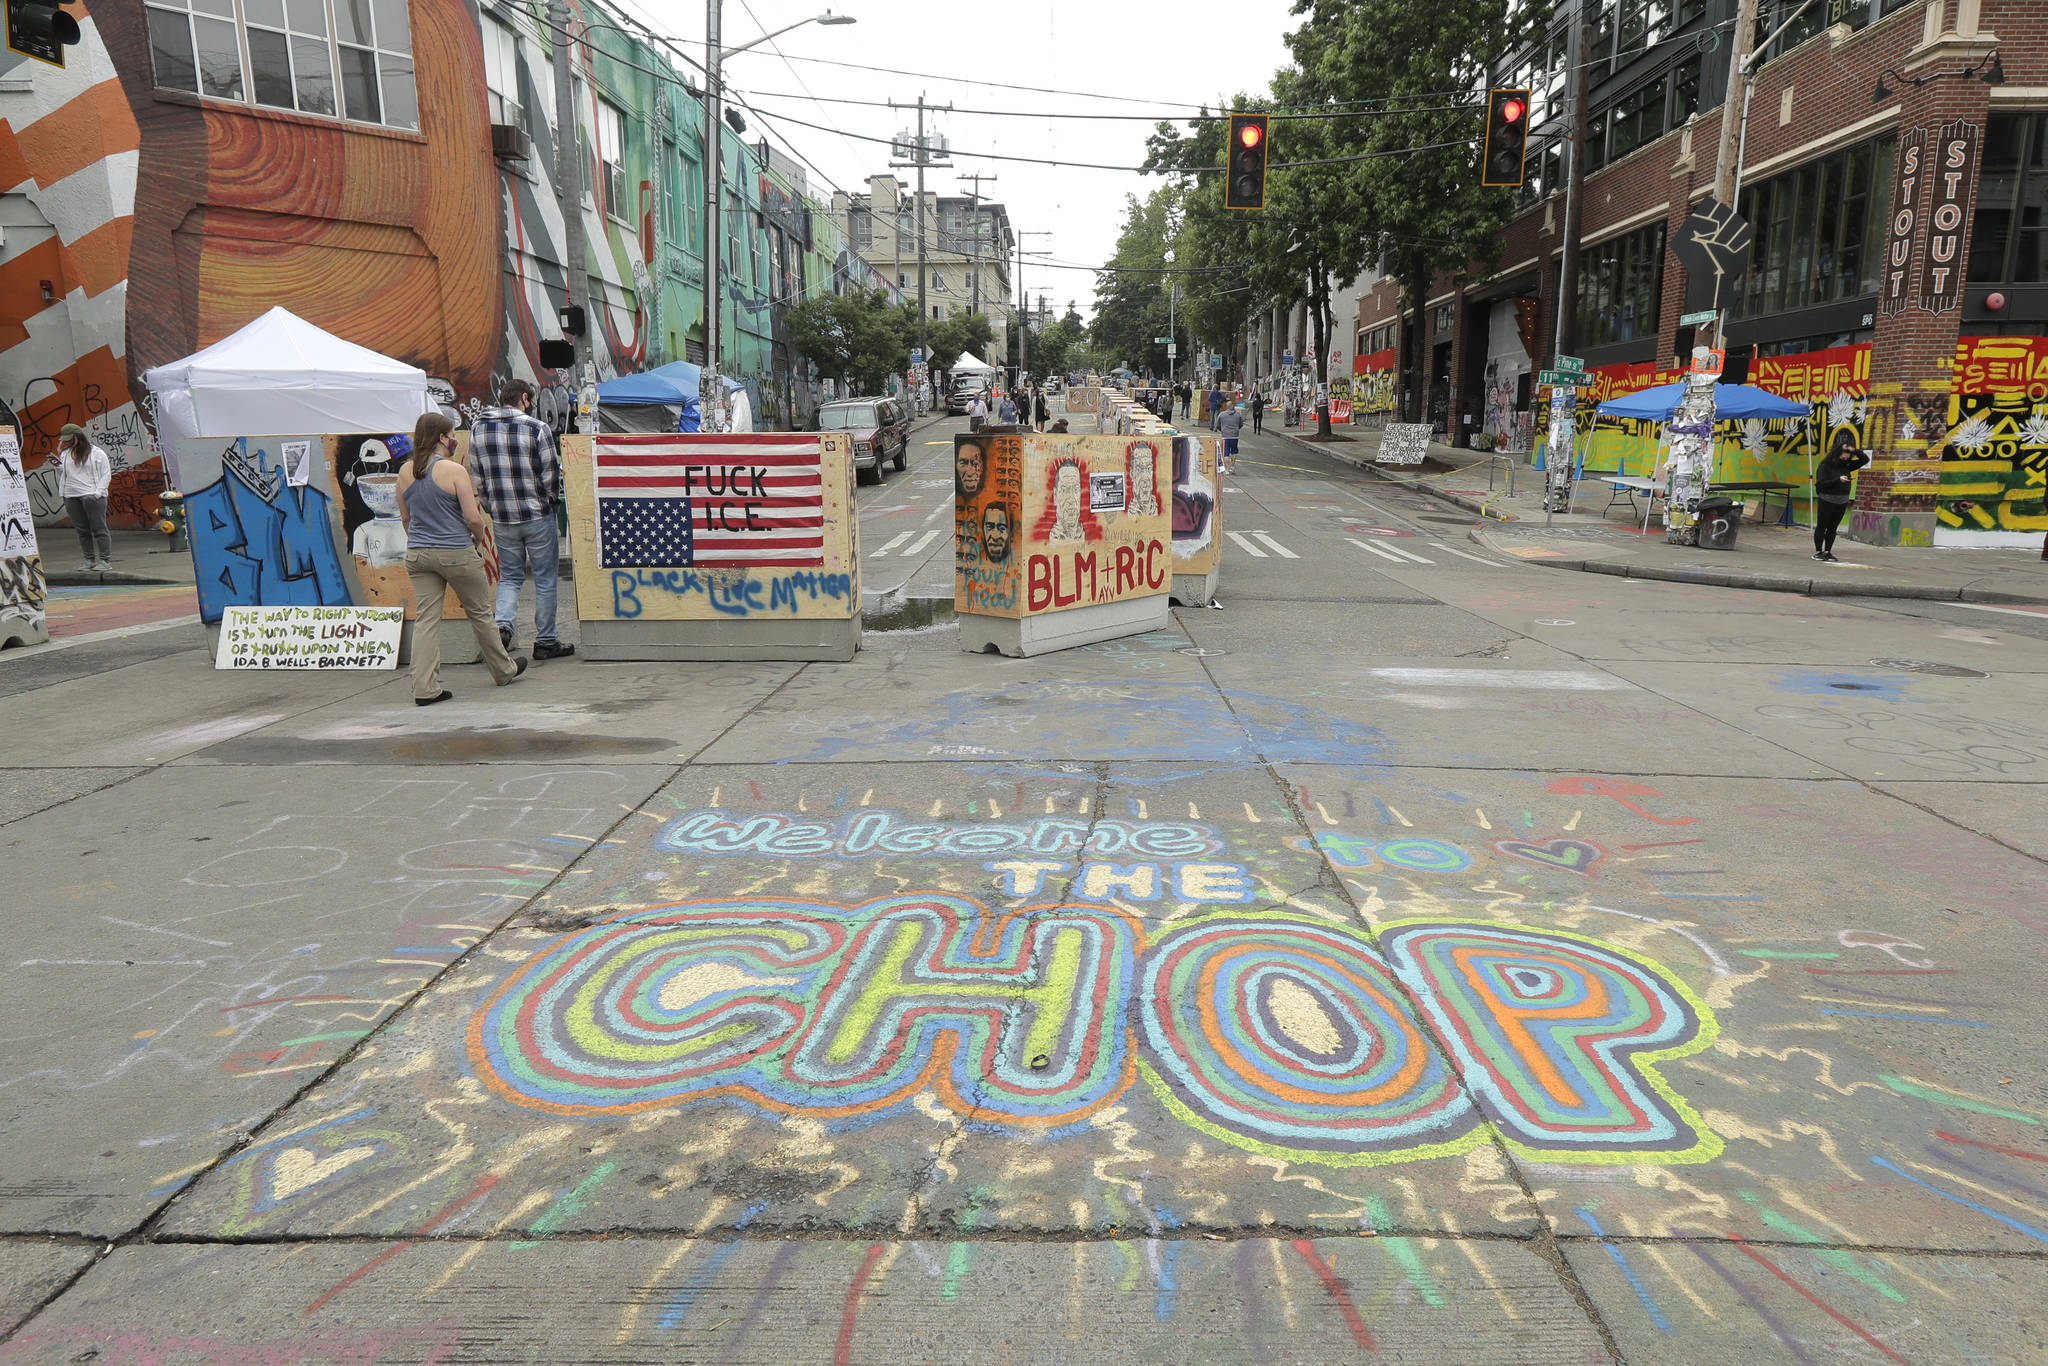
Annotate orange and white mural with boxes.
[0,2,144,524]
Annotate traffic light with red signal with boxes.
[1224,113,1269,211]
[1481,88,1531,187]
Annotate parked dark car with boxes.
[817,396,910,484]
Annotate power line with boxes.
[743,98,1481,174]
[737,89,1482,122]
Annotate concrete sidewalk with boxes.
[1274,420,2048,605]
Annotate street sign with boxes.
[1154,336,1172,344]
[1536,368,1587,388]
[1553,354,1584,372]
[909,348,923,362]
[1282,351,1295,366]
[1209,354,1223,371]
[1166,344,1177,357]
[1679,309,1718,327]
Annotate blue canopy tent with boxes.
[1594,381,1808,422]
[597,363,747,432]
[1573,380,1817,526]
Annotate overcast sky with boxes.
[625,1,1302,321]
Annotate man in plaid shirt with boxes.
[469,380,573,659]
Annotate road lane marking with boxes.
[1372,541,1433,564]
[1226,532,1269,558]
[4,614,201,658]
[1368,667,1634,690]
[1250,531,1299,559]
[1347,537,1408,563]
[870,532,912,558]
[1952,602,2048,619]
[1427,540,1505,566]
[905,529,946,556]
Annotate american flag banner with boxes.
[593,434,826,569]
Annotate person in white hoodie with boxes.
[54,423,113,572]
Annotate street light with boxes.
[702,8,855,432]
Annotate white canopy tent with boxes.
[951,352,997,374]
[144,308,435,469]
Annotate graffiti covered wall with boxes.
[0,3,146,525]
[1935,335,2048,546]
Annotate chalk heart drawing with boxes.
[269,1145,378,1199]
[467,896,1723,1167]
[218,1109,404,1234]
[1492,837,1606,877]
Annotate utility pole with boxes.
[1661,0,1763,541]
[960,171,998,323]
[889,95,952,394]
[1544,0,1590,522]
[549,0,592,425]
[701,1,727,431]
[1554,1,1589,363]
[1016,230,1050,391]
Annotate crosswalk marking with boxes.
[1225,531,1268,559]
[1346,537,1431,564]
[870,528,948,557]
[1428,540,1505,566]
[1374,541,1433,564]
[1250,531,1299,560]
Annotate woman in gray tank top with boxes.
[397,413,526,704]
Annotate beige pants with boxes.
[405,545,519,698]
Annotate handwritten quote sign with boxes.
[1377,423,1432,466]
[216,605,402,670]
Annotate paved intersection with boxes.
[2,415,2046,1363]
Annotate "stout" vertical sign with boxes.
[1880,128,1927,319]
[1918,119,1980,315]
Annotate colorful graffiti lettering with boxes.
[466,897,1721,1167]
[609,568,853,618]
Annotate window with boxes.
[932,272,947,292]
[849,206,873,249]
[1736,134,1894,316]
[596,101,625,217]
[482,16,521,130]
[148,0,416,128]
[728,192,743,285]
[1576,221,1664,348]
[933,305,945,319]
[1969,112,2048,285]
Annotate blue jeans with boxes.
[493,515,560,643]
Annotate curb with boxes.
[1274,430,1518,521]
[43,569,184,587]
[1471,529,2048,606]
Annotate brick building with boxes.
[1353,0,2046,549]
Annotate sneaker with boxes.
[533,640,575,661]
[1812,552,1828,561]
[499,625,514,651]
[77,561,95,573]
[415,689,454,707]
[497,656,529,685]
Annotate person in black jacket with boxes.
[1812,430,1870,562]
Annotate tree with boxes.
[923,310,996,373]
[1029,308,1087,380]
[1090,188,1179,379]
[1147,80,1368,438]
[1287,0,1544,421]
[785,289,910,395]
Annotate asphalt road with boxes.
[3,413,2047,1364]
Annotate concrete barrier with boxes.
[561,431,859,661]
[1170,435,1223,607]
[174,431,487,665]
[953,431,1171,656]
